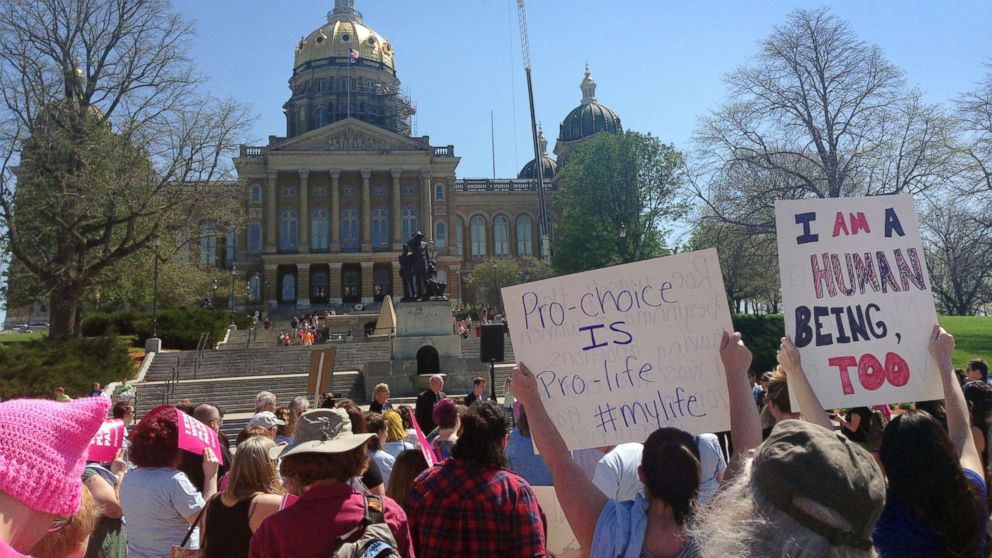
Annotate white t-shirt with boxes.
[592,434,727,506]
[120,467,205,557]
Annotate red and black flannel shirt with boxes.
[406,458,549,557]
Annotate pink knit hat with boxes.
[0,397,111,516]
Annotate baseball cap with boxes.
[247,411,285,430]
[752,420,885,550]
[270,408,375,460]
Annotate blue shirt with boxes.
[591,493,700,558]
[873,468,987,557]
[505,429,553,486]
[120,467,205,558]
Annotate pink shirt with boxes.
[0,539,29,558]
[248,483,414,558]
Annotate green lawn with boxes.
[0,331,46,344]
[938,316,992,370]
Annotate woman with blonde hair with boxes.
[200,436,285,557]
[382,410,415,458]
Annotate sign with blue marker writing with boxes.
[501,248,734,450]
[775,194,940,410]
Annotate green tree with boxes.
[553,131,688,274]
[0,0,252,337]
[686,218,780,313]
[464,256,553,310]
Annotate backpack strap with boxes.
[334,493,387,549]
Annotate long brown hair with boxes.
[225,436,283,501]
[386,449,428,509]
[881,410,985,556]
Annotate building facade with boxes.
[230,0,624,312]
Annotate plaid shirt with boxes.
[407,458,548,557]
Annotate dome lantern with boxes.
[580,63,596,105]
[557,65,621,144]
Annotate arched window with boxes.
[279,209,298,251]
[249,184,262,204]
[516,214,533,257]
[248,275,260,301]
[402,207,418,242]
[199,222,217,266]
[313,108,325,128]
[281,273,296,301]
[470,215,487,258]
[311,209,329,251]
[493,215,509,257]
[225,230,236,266]
[454,216,464,257]
[435,222,447,248]
[341,208,359,252]
[248,223,262,253]
[434,183,445,201]
[371,207,389,248]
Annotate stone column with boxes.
[296,263,310,311]
[360,261,374,305]
[264,171,278,252]
[360,168,372,251]
[419,169,433,240]
[391,167,402,249]
[263,263,278,309]
[329,262,343,305]
[445,174,456,256]
[298,169,310,253]
[391,262,402,299]
[329,169,341,252]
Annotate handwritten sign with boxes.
[775,195,940,409]
[86,420,126,463]
[138,405,225,465]
[532,487,582,557]
[502,249,734,450]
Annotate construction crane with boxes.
[517,0,551,262]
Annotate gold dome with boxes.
[294,19,395,74]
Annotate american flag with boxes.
[349,48,360,61]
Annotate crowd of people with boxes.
[1,324,990,557]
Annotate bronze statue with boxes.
[401,231,446,301]
[399,244,415,301]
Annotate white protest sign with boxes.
[774,194,940,410]
[502,249,734,450]
[532,487,582,557]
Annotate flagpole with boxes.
[347,52,352,119]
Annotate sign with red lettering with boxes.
[86,420,126,463]
[139,405,225,465]
[775,195,940,409]
[502,249,734,450]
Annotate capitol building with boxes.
[5,0,625,326]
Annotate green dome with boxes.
[559,66,621,142]
[518,153,557,179]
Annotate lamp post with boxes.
[211,279,218,310]
[229,264,237,325]
[152,236,160,337]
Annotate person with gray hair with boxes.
[254,391,276,413]
[685,333,885,557]
[288,396,309,421]
[414,375,445,433]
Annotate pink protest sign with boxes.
[86,420,125,463]
[409,414,435,466]
[140,405,225,465]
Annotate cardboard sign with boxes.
[775,195,940,409]
[139,405,225,465]
[307,348,337,397]
[409,413,435,467]
[502,249,734,450]
[86,420,125,463]
[532,487,582,557]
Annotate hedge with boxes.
[0,336,133,400]
[82,308,255,350]
[731,314,785,375]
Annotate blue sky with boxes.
[3,0,990,323]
